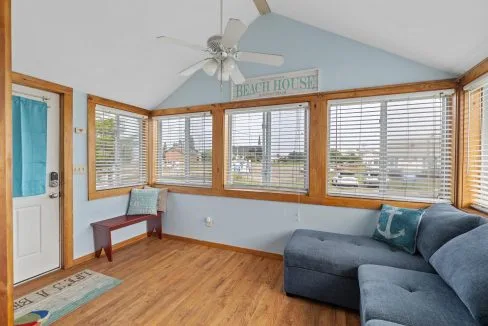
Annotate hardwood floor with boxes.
[15,237,360,326]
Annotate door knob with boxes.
[49,193,59,199]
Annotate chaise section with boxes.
[358,265,478,326]
[284,229,434,309]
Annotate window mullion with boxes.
[184,117,191,182]
[262,111,272,186]
[379,101,388,198]
[115,114,121,186]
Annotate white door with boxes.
[13,84,60,284]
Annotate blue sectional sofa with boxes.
[284,204,488,325]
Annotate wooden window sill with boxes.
[88,185,145,201]
[150,183,437,210]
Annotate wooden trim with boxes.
[455,57,488,209]
[212,107,224,193]
[73,233,148,266]
[60,91,74,268]
[458,57,488,87]
[12,73,75,270]
[87,94,149,116]
[88,186,145,200]
[153,79,457,116]
[322,79,457,101]
[11,73,75,271]
[151,79,457,210]
[0,0,13,323]
[148,118,156,185]
[152,183,430,210]
[163,234,283,260]
[11,73,71,94]
[151,103,218,117]
[455,87,466,208]
[308,98,326,198]
[87,95,150,200]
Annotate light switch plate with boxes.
[73,165,86,174]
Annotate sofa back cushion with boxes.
[416,204,482,261]
[430,223,488,325]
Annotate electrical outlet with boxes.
[205,217,213,227]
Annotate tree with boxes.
[162,142,167,160]
[287,151,306,162]
[189,135,196,151]
[201,149,212,162]
[329,150,362,164]
[95,118,116,164]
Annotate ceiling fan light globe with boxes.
[223,58,236,74]
[217,68,231,82]
[203,60,218,76]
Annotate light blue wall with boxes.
[164,194,378,254]
[73,91,145,258]
[160,14,454,108]
[153,14,454,254]
[72,14,455,258]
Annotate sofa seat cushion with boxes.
[365,321,405,326]
[284,229,434,279]
[359,265,477,326]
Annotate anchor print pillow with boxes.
[373,204,425,254]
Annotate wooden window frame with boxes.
[457,57,488,215]
[323,82,458,209]
[87,95,151,200]
[153,111,214,188]
[150,79,459,210]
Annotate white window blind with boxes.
[155,112,212,186]
[225,103,309,193]
[327,90,454,203]
[464,75,488,211]
[95,105,148,190]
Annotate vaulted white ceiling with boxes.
[269,0,488,75]
[12,0,488,108]
[12,0,258,108]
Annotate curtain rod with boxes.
[13,90,50,102]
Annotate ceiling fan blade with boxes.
[236,52,284,66]
[253,0,271,15]
[179,59,210,77]
[222,19,248,48]
[230,65,246,85]
[156,35,207,52]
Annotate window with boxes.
[225,103,309,193]
[464,75,488,211]
[95,105,148,190]
[327,90,454,203]
[154,112,212,187]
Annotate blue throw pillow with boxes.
[127,188,159,216]
[372,204,424,254]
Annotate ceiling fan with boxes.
[156,0,284,85]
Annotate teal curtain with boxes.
[12,96,48,197]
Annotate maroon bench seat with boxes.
[90,212,163,262]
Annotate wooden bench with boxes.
[91,212,163,262]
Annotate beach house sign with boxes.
[231,69,319,101]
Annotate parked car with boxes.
[364,173,380,188]
[331,173,359,187]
